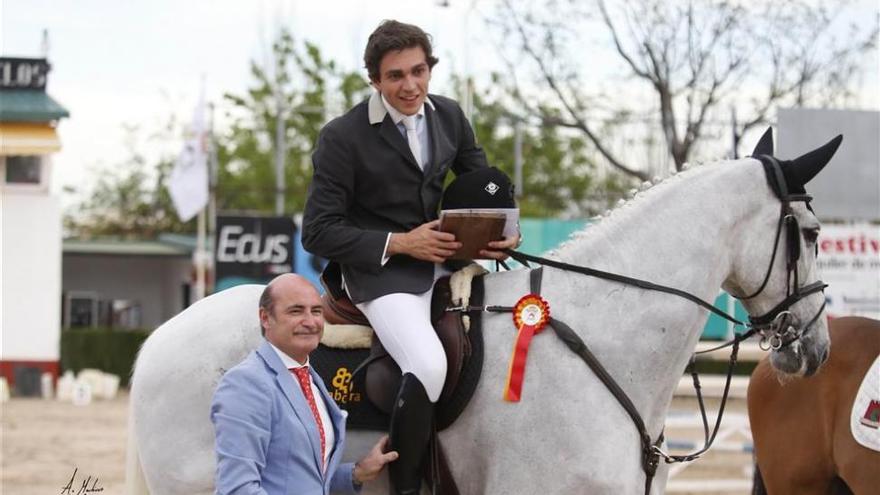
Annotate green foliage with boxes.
[64,126,194,238]
[217,30,370,215]
[65,28,634,239]
[461,75,633,217]
[60,327,151,387]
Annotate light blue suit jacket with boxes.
[211,340,358,495]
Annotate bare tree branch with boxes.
[502,0,649,180]
[488,0,877,177]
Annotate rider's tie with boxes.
[403,115,423,170]
[291,366,326,470]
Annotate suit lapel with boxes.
[423,103,440,179]
[256,342,324,475]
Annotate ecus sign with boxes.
[217,225,290,264]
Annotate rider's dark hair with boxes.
[258,284,274,336]
[363,20,438,83]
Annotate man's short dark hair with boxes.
[258,284,274,336]
[364,20,439,82]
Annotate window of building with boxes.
[4,155,43,184]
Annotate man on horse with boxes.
[302,19,518,494]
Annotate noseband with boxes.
[735,155,827,350]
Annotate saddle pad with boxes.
[319,263,487,351]
[321,323,371,349]
[851,352,880,451]
[310,344,389,431]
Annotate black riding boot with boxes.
[388,373,433,495]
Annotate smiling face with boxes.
[260,274,324,363]
[372,45,431,116]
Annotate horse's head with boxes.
[724,128,842,377]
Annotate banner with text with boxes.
[215,215,296,291]
[817,223,880,318]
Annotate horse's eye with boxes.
[802,228,820,244]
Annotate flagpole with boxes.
[207,102,218,295]
[196,208,206,300]
[168,77,210,303]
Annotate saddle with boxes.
[320,264,485,430]
[316,264,486,495]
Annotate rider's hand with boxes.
[479,233,521,261]
[388,220,462,263]
[353,435,398,484]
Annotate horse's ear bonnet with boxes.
[786,135,843,191]
[442,167,517,210]
[751,127,775,156]
[751,129,842,196]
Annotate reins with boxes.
[461,266,750,495]
[503,249,746,325]
[449,156,828,494]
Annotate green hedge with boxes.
[60,327,151,387]
[688,359,758,377]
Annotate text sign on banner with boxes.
[817,223,880,318]
[0,58,50,90]
[215,215,296,289]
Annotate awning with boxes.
[0,123,62,155]
[0,89,70,122]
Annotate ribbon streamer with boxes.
[503,294,550,402]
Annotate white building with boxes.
[0,57,69,391]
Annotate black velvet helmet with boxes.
[441,167,516,210]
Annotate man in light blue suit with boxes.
[211,274,397,494]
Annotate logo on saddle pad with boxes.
[331,367,362,404]
[860,399,880,429]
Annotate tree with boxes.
[64,125,193,238]
[489,0,878,179]
[66,25,640,238]
[217,29,369,215]
[66,33,368,237]
[64,33,365,238]
[462,74,631,217]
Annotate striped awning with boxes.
[0,123,62,155]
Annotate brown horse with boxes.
[748,316,880,494]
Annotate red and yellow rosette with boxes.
[503,294,550,402]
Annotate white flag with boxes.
[169,85,209,222]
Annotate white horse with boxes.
[127,133,840,494]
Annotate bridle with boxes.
[735,155,827,351]
[449,155,829,495]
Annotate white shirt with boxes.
[269,343,335,472]
[381,94,430,168]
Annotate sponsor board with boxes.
[817,223,880,318]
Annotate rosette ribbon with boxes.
[503,294,550,402]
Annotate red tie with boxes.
[291,366,326,469]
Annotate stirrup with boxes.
[388,373,433,495]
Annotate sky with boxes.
[2,0,878,205]
[2,0,498,200]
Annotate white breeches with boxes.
[355,266,450,402]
